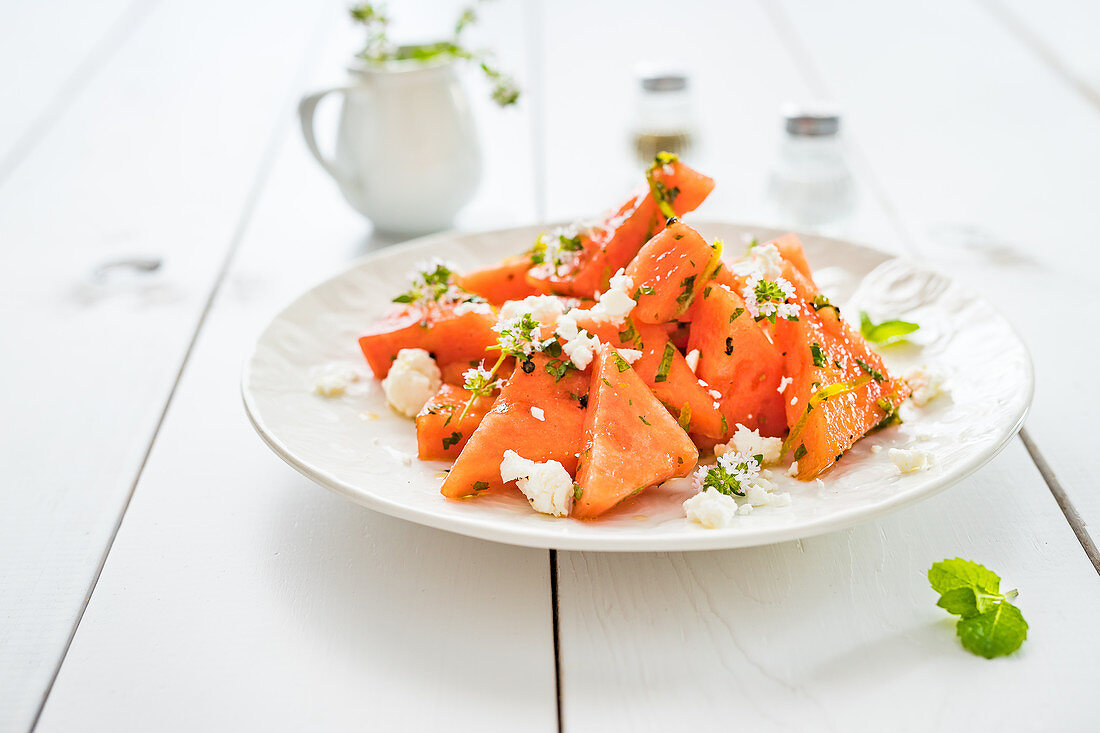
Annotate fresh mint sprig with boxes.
[928,558,1028,659]
[860,311,919,345]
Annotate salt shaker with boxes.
[766,104,855,235]
[631,67,696,165]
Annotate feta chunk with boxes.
[452,299,492,316]
[616,348,643,364]
[777,376,793,394]
[497,295,565,328]
[587,269,636,324]
[683,488,740,528]
[499,450,574,516]
[730,241,784,281]
[905,365,947,407]
[313,363,361,397]
[717,423,784,466]
[531,406,545,421]
[381,348,441,418]
[685,349,700,373]
[562,329,601,370]
[889,447,934,473]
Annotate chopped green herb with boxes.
[810,342,827,368]
[392,263,456,304]
[676,274,697,306]
[720,415,729,435]
[811,294,841,318]
[545,358,572,381]
[860,311,920,346]
[677,403,692,432]
[928,558,1028,659]
[729,307,745,323]
[854,357,885,382]
[442,431,462,450]
[612,353,631,372]
[638,414,652,426]
[638,285,656,296]
[601,377,612,387]
[793,443,807,460]
[654,343,675,383]
[724,337,734,356]
[573,483,583,500]
[471,481,490,493]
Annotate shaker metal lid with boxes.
[782,103,841,136]
[637,65,689,92]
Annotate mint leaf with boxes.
[928,558,1001,596]
[956,601,1028,659]
[928,558,1027,659]
[860,311,919,345]
[936,587,979,617]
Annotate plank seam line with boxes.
[978,0,1100,116]
[549,550,564,733]
[0,0,161,192]
[1019,429,1100,575]
[27,9,336,730]
[764,0,1100,571]
[758,0,925,259]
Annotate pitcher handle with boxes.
[298,86,352,183]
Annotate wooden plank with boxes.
[36,2,554,731]
[771,0,1100,546]
[0,0,143,173]
[0,1,328,730]
[558,444,1100,731]
[539,0,1100,728]
[984,0,1100,109]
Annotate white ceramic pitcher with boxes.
[298,58,482,235]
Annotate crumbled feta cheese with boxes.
[871,444,882,454]
[736,503,754,516]
[777,376,793,394]
[616,348,643,364]
[905,365,947,407]
[452,299,493,316]
[719,423,784,466]
[889,447,934,473]
[499,450,574,516]
[709,389,722,400]
[497,295,565,328]
[554,310,580,341]
[562,330,601,370]
[788,461,799,477]
[685,349,700,373]
[683,488,740,528]
[790,396,798,405]
[587,269,636,324]
[381,348,441,418]
[531,406,545,421]
[730,242,784,281]
[313,363,361,397]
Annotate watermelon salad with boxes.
[347,154,944,527]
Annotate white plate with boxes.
[242,222,1033,551]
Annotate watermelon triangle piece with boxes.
[777,303,911,480]
[573,345,699,519]
[441,354,590,499]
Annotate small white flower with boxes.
[452,300,492,316]
[743,275,798,323]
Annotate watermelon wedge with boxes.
[573,345,698,518]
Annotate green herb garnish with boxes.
[612,353,631,373]
[729,307,745,323]
[928,558,1028,659]
[860,311,919,346]
[810,342,827,368]
[854,357,885,382]
[442,431,462,450]
[676,274,697,306]
[654,343,675,383]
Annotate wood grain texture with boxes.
[558,444,1100,732]
[36,2,553,730]
[0,1,327,730]
[541,1,1100,729]
[771,0,1100,543]
[0,0,146,176]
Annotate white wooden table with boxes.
[3,1,1099,730]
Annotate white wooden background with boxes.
[2,0,1098,730]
